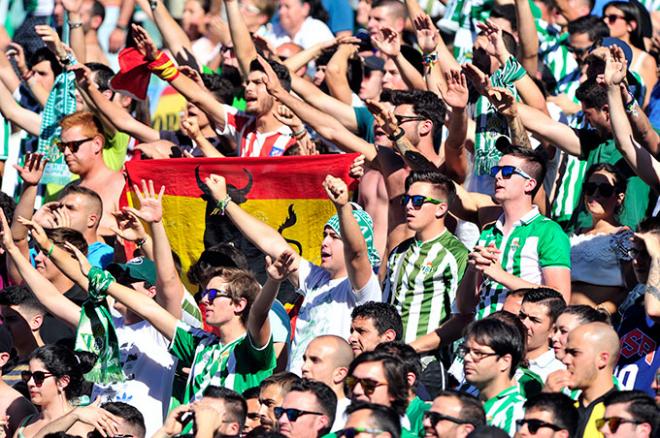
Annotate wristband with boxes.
[624,93,638,116]
[149,0,158,9]
[68,21,83,29]
[388,129,405,142]
[135,238,146,248]
[293,128,307,138]
[147,51,180,82]
[422,52,438,66]
[211,195,232,216]
[47,242,54,257]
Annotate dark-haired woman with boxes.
[570,164,634,314]
[14,346,94,438]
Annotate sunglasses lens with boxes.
[400,195,409,206]
[527,420,541,434]
[501,166,515,177]
[411,196,425,208]
[490,166,500,177]
[274,407,283,419]
[20,371,30,383]
[600,185,614,197]
[609,418,621,433]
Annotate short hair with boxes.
[500,30,517,55]
[520,288,567,323]
[260,372,301,394]
[252,0,276,18]
[202,268,261,323]
[374,342,421,382]
[249,59,291,92]
[59,185,104,227]
[347,351,409,417]
[242,386,261,400]
[603,390,660,436]
[576,77,608,109]
[602,1,645,49]
[381,89,446,137]
[187,243,249,286]
[203,386,247,430]
[86,62,114,92]
[91,0,105,20]
[345,402,401,438]
[433,390,486,427]
[351,302,403,341]
[502,145,547,196]
[0,285,47,315]
[524,393,578,437]
[464,318,525,378]
[370,0,406,20]
[289,379,337,435]
[567,15,610,41]
[101,402,146,438]
[203,68,242,105]
[490,4,517,31]
[561,305,611,325]
[46,228,88,255]
[29,48,62,77]
[59,111,104,139]
[404,170,457,205]
[0,193,16,226]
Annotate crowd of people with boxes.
[0,0,658,436]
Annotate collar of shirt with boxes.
[529,349,559,369]
[494,206,540,233]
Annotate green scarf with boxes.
[325,202,380,269]
[74,267,124,384]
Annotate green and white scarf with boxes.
[74,267,124,384]
[325,202,380,269]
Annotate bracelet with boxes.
[149,0,158,9]
[47,242,55,257]
[388,129,405,142]
[211,195,232,216]
[293,128,307,139]
[422,52,438,66]
[624,94,638,116]
[135,238,146,248]
[68,21,83,29]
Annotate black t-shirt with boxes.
[159,130,236,157]
[39,285,87,345]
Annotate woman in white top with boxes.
[570,163,634,314]
[602,1,657,108]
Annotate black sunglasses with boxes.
[55,137,96,153]
[596,416,642,433]
[273,407,323,422]
[603,14,627,24]
[21,370,55,386]
[516,419,563,434]
[345,376,387,396]
[335,427,386,437]
[583,182,615,197]
[567,44,593,57]
[395,114,426,125]
[401,194,443,209]
[424,411,472,428]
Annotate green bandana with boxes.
[325,202,380,269]
[74,267,125,384]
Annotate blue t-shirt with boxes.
[88,241,114,268]
[321,0,354,34]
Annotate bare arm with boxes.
[325,43,358,105]
[0,78,42,136]
[441,70,470,182]
[517,102,582,156]
[283,40,336,73]
[513,0,538,75]
[486,87,533,149]
[180,117,225,158]
[62,0,87,64]
[0,49,21,93]
[372,27,426,91]
[224,0,258,77]
[621,87,660,158]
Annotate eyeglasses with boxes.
[567,44,593,57]
[583,182,615,197]
[394,114,426,125]
[457,345,499,362]
[335,427,386,437]
[201,288,233,303]
[55,137,95,153]
[490,165,533,180]
[516,419,563,434]
[596,417,642,433]
[273,407,323,422]
[401,194,444,209]
[603,14,627,24]
[424,411,472,428]
[21,370,55,386]
[345,376,387,396]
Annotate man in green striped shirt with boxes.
[471,145,571,321]
[462,318,527,436]
[385,170,468,343]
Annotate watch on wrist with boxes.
[388,129,405,142]
[68,21,83,29]
[116,24,128,31]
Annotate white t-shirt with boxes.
[287,259,382,375]
[528,349,566,383]
[91,318,176,438]
[332,397,351,432]
[261,17,334,50]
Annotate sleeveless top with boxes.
[570,229,634,287]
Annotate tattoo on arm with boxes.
[508,114,532,149]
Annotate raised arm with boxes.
[108,0,136,53]
[324,175,373,290]
[636,232,660,319]
[441,69,470,182]
[516,102,582,156]
[325,41,359,105]
[204,174,302,287]
[283,39,338,73]
[487,87,533,149]
[0,74,42,135]
[33,401,122,438]
[513,0,538,75]
[0,48,21,93]
[372,27,426,91]
[415,14,451,96]
[62,0,87,63]
[224,0,258,77]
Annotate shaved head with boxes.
[301,335,354,391]
[314,335,354,367]
[572,322,620,367]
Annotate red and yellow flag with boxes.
[124,154,359,284]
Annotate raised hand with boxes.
[61,0,84,13]
[0,209,16,254]
[365,99,398,136]
[273,105,304,131]
[127,179,165,224]
[462,63,491,96]
[476,19,509,61]
[600,45,627,87]
[73,398,121,437]
[6,42,28,75]
[349,154,366,179]
[179,65,207,90]
[35,25,67,59]
[52,206,72,229]
[65,241,92,277]
[443,70,469,110]
[17,216,50,249]
[132,24,159,61]
[486,86,517,117]
[181,116,203,140]
[14,153,47,186]
[68,63,94,89]
[204,174,228,202]
[108,27,126,54]
[371,26,400,58]
[160,404,192,438]
[110,209,148,242]
[635,231,660,260]
[265,249,297,282]
[256,56,284,95]
[323,175,349,207]
[297,135,319,156]
[413,13,439,54]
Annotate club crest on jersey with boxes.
[509,238,520,252]
[421,261,433,275]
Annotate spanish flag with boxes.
[124,154,359,289]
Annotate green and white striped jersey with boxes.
[484,385,526,436]
[475,207,571,320]
[385,230,468,343]
[0,115,10,160]
[449,0,493,63]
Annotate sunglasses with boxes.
[516,419,563,434]
[603,14,627,24]
[335,427,386,437]
[345,376,387,396]
[401,194,444,209]
[583,182,615,197]
[273,407,323,422]
[201,288,232,303]
[490,165,533,180]
[567,44,593,57]
[424,411,472,428]
[596,417,642,433]
[21,370,55,386]
[55,137,95,153]
[395,114,426,125]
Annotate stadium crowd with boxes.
[0,0,658,435]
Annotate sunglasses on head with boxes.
[516,419,563,434]
[201,288,232,303]
[345,376,387,396]
[401,194,443,209]
[273,407,323,422]
[335,427,386,438]
[490,165,533,180]
[55,137,96,153]
[424,411,472,428]
[583,182,615,197]
[21,370,55,386]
